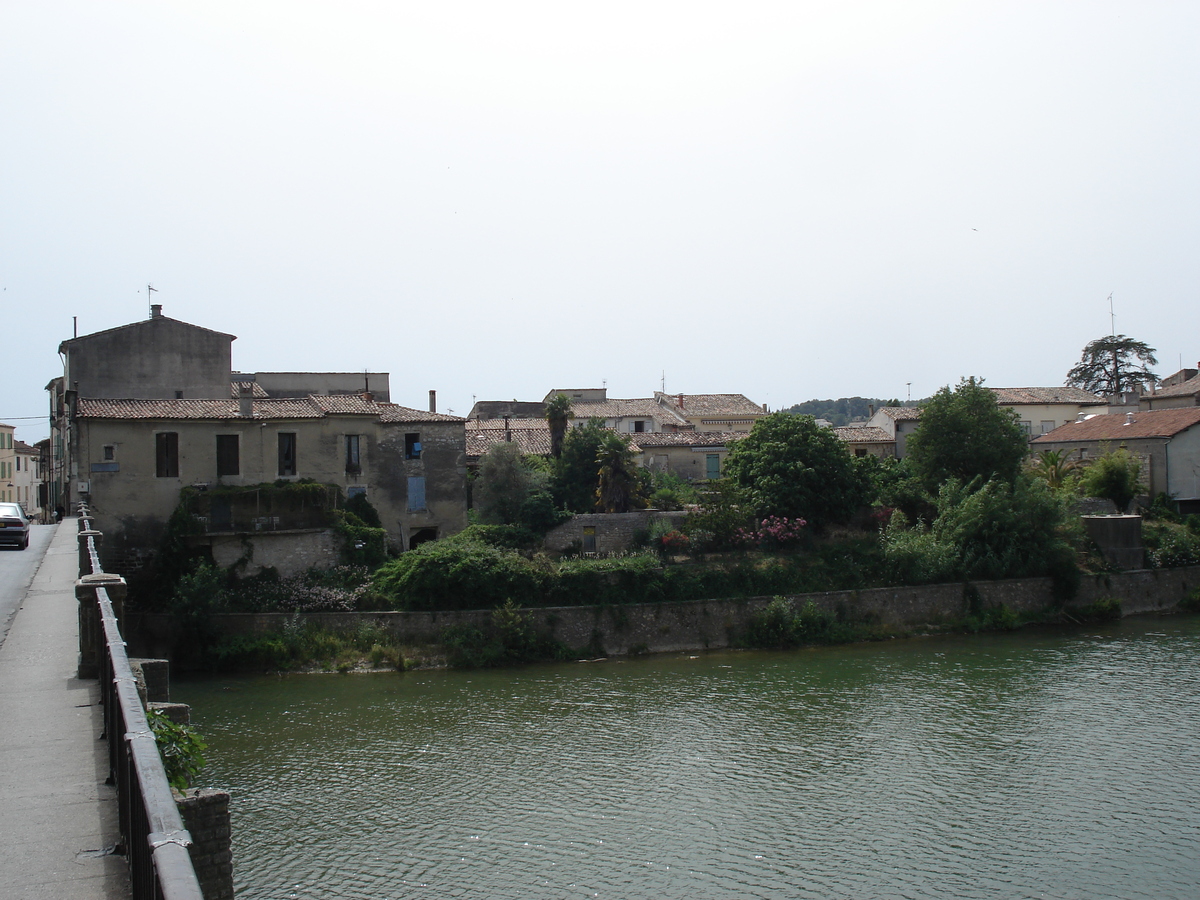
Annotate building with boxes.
[866,407,923,458]
[833,426,895,458]
[650,392,767,432]
[0,423,14,504]
[12,440,42,519]
[1032,408,1200,513]
[50,306,467,567]
[629,431,734,481]
[1140,364,1200,411]
[986,387,1106,437]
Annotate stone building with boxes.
[49,306,467,567]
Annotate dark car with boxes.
[0,502,31,550]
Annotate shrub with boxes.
[372,539,550,610]
[147,708,207,791]
[441,600,574,667]
[736,515,808,551]
[742,598,867,649]
[1144,520,1200,568]
[1079,446,1143,513]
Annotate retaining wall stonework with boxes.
[129,566,1200,662]
[176,789,234,900]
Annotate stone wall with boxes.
[130,565,1200,662]
[543,511,687,554]
[176,789,234,900]
[206,528,340,578]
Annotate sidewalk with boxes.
[0,520,130,899]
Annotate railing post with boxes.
[76,573,127,679]
[78,527,103,575]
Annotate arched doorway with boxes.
[408,527,438,550]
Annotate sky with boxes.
[3,1,1199,444]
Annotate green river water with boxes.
[176,615,1200,900]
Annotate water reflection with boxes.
[177,617,1200,900]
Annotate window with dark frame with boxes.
[103,445,115,461]
[278,433,297,476]
[156,432,179,478]
[216,434,240,477]
[405,433,422,460]
[345,434,361,474]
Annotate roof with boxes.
[1147,373,1200,400]
[468,418,551,432]
[1032,408,1200,442]
[230,382,270,399]
[834,426,894,443]
[76,395,463,423]
[569,397,690,426]
[988,387,1105,405]
[653,392,765,417]
[874,406,922,421]
[13,440,37,453]
[466,429,554,459]
[58,315,236,354]
[628,431,735,448]
[468,400,547,420]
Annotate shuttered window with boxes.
[216,435,239,477]
[156,433,179,478]
[407,475,426,511]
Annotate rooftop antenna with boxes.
[73,316,77,338]
[906,382,912,403]
[661,370,665,392]
[1108,292,1115,336]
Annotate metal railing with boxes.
[77,508,205,900]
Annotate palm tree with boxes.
[545,394,574,459]
[595,431,642,513]
[1030,449,1079,491]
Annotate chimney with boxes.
[677,393,684,410]
[1124,412,1135,425]
[150,304,162,318]
[503,415,512,442]
[868,404,875,417]
[238,384,254,418]
[429,390,437,413]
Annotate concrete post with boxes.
[75,573,127,679]
[77,529,103,575]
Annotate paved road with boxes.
[0,522,55,649]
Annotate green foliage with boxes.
[545,394,574,459]
[781,397,903,427]
[1074,597,1123,622]
[440,600,575,668]
[596,431,645,513]
[681,479,752,550]
[209,619,414,673]
[722,412,868,529]
[1144,520,1200,568]
[475,442,568,533]
[146,708,207,792]
[342,492,383,528]
[332,509,388,567]
[1078,446,1143,513]
[1029,449,1081,493]
[551,419,608,513]
[446,523,545,550]
[742,598,877,649]
[373,539,551,610]
[906,377,1029,491]
[859,455,935,522]
[1180,588,1200,613]
[647,469,700,511]
[1066,334,1159,395]
[167,563,228,656]
[881,476,1078,592]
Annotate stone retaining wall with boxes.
[129,565,1200,662]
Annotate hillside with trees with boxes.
[782,397,908,426]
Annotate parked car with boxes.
[0,502,31,550]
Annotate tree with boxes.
[476,442,535,525]
[721,412,868,528]
[1079,446,1143,513]
[1029,449,1080,493]
[544,394,574,459]
[552,419,608,513]
[1066,334,1159,396]
[905,377,1029,492]
[595,431,644,513]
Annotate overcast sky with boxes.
[3,1,1198,443]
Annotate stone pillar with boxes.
[75,573,127,679]
[129,658,171,704]
[175,789,235,900]
[77,528,103,575]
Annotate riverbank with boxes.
[128,564,1200,670]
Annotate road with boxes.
[0,522,56,649]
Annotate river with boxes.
[176,615,1200,899]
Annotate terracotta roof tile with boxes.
[570,397,689,425]
[1147,373,1200,400]
[230,382,270,398]
[628,431,735,448]
[76,396,464,423]
[653,392,765,416]
[876,406,922,421]
[834,426,894,443]
[988,386,1105,405]
[466,429,554,459]
[1032,408,1200,442]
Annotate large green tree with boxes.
[595,431,644,513]
[552,419,609,513]
[722,412,868,528]
[1078,446,1143,513]
[1065,334,1159,396]
[905,377,1029,491]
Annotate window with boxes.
[1040,420,1056,434]
[345,435,361,474]
[103,445,115,461]
[706,454,720,479]
[407,475,426,511]
[156,432,179,478]
[1019,420,1032,436]
[216,435,239,477]
[278,433,297,476]
[175,390,184,399]
[582,526,597,553]
[405,433,422,460]
[633,420,645,433]
[855,448,868,457]
[14,457,19,471]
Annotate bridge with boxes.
[0,518,208,899]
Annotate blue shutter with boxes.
[407,475,426,511]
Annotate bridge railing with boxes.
[77,508,206,900]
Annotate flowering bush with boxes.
[735,516,808,550]
[660,530,691,552]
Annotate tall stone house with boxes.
[48,306,467,570]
